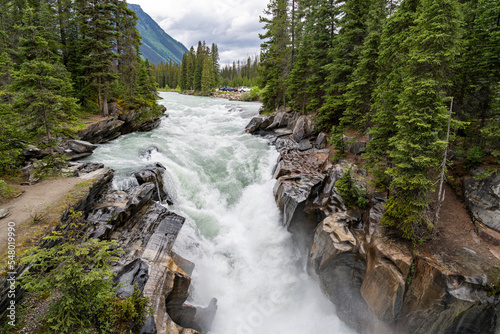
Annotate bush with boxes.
[0,179,20,201]
[465,145,484,169]
[20,211,151,333]
[33,154,69,179]
[335,168,369,208]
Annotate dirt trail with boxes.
[0,177,83,256]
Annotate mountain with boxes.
[128,4,188,65]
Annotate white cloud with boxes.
[127,0,269,65]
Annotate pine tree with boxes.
[12,4,78,144]
[365,0,419,190]
[0,51,24,172]
[193,41,204,91]
[186,46,196,90]
[381,0,463,240]
[211,43,220,88]
[316,0,372,132]
[342,0,387,131]
[76,0,119,115]
[259,0,291,111]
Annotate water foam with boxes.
[85,92,354,334]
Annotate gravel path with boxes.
[0,177,83,256]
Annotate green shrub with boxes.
[33,154,69,179]
[335,168,369,208]
[0,179,19,201]
[20,211,151,333]
[465,145,484,169]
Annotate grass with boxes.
[0,180,21,204]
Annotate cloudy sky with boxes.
[127,0,270,66]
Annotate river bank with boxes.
[246,108,500,333]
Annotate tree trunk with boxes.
[433,97,454,229]
[103,95,109,117]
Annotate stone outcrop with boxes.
[78,107,165,144]
[134,163,173,204]
[246,110,500,334]
[0,165,216,334]
[464,169,500,233]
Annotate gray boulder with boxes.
[464,169,500,232]
[78,118,125,144]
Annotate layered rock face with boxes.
[0,163,216,334]
[83,163,217,334]
[464,168,500,243]
[249,109,500,334]
[78,105,166,144]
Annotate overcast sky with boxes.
[127,0,270,66]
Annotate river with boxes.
[85,92,354,334]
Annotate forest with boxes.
[259,0,499,241]
[152,45,260,91]
[0,0,160,174]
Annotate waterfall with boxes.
[84,92,354,334]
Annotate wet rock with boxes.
[274,136,298,152]
[135,117,162,132]
[75,162,105,175]
[310,211,361,272]
[114,258,150,298]
[245,117,265,134]
[273,150,329,232]
[134,163,173,204]
[308,165,347,218]
[65,139,98,154]
[78,118,125,144]
[86,183,155,239]
[140,146,160,161]
[361,236,412,322]
[310,211,375,333]
[245,115,274,134]
[464,169,500,232]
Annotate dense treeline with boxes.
[0,0,159,173]
[152,41,220,92]
[152,48,261,91]
[219,56,260,87]
[260,0,500,241]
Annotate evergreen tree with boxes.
[259,0,291,110]
[381,0,462,240]
[193,41,204,91]
[76,0,119,115]
[316,0,372,131]
[0,52,24,172]
[287,0,337,114]
[12,2,78,143]
[211,43,220,88]
[180,51,188,90]
[187,46,196,90]
[342,0,387,131]
[365,0,419,190]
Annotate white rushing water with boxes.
[85,92,354,334]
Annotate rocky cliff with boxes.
[0,162,216,334]
[247,109,500,333]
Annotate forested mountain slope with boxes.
[128,3,188,64]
